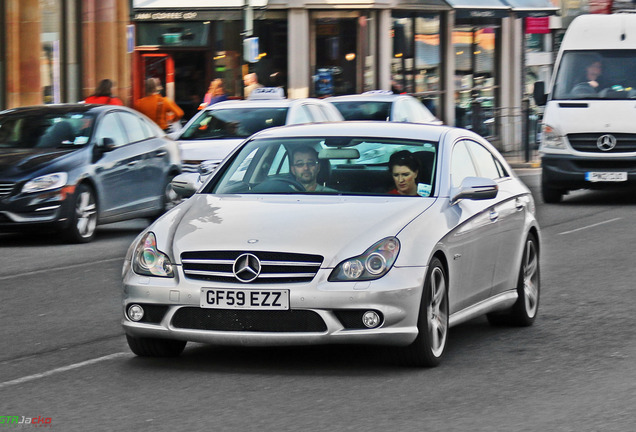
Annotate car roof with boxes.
[203,98,325,110]
[251,120,452,142]
[0,103,129,116]
[325,93,411,103]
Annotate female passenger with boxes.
[388,150,420,196]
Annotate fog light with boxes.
[362,311,380,328]
[128,304,144,322]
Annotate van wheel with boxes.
[541,180,563,203]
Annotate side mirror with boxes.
[100,137,117,152]
[451,177,498,205]
[533,81,547,106]
[171,173,201,198]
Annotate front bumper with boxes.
[0,185,74,231]
[122,265,427,347]
[541,153,636,190]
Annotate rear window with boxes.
[0,111,95,149]
[180,107,289,140]
[331,101,392,121]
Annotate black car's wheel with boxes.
[487,233,540,327]
[126,334,186,357]
[63,183,97,243]
[399,257,449,367]
[541,179,564,203]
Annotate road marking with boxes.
[558,217,622,235]
[0,257,123,281]
[0,352,129,389]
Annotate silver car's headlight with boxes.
[329,237,400,282]
[132,232,174,278]
[541,124,566,150]
[22,172,68,193]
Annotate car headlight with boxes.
[22,172,68,193]
[329,237,400,282]
[540,124,566,150]
[132,232,174,278]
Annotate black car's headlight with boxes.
[132,232,174,278]
[329,237,400,282]
[22,172,68,193]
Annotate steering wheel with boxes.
[252,175,306,193]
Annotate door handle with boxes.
[127,160,139,166]
[489,210,499,222]
[155,151,167,158]
[515,198,525,210]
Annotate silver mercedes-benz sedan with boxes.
[121,121,541,367]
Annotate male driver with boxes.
[290,146,335,192]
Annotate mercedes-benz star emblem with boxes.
[233,253,261,283]
[597,134,617,151]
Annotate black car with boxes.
[0,104,181,242]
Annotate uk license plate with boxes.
[585,172,627,182]
[200,288,289,310]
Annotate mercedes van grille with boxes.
[569,133,636,153]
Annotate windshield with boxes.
[204,136,438,197]
[330,101,392,121]
[179,107,289,140]
[553,50,636,100]
[0,111,95,149]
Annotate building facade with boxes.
[1,0,568,152]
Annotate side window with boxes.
[465,140,503,180]
[267,145,289,176]
[288,105,312,124]
[94,113,126,148]
[116,111,152,143]
[450,140,477,188]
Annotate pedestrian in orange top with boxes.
[84,79,124,105]
[134,78,184,132]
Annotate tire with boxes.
[398,257,449,367]
[126,334,186,357]
[63,183,98,243]
[541,179,563,204]
[487,233,540,327]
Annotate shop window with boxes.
[41,0,63,104]
[392,13,442,117]
[453,23,499,137]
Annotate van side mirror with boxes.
[533,81,547,106]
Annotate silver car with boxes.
[174,88,343,174]
[326,91,442,125]
[122,121,540,367]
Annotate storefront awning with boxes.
[501,0,559,17]
[395,0,452,10]
[133,0,267,8]
[444,0,511,18]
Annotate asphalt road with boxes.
[1,170,635,431]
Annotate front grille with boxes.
[0,182,16,198]
[172,307,327,332]
[181,250,323,284]
[568,133,636,153]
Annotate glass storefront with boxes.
[41,0,63,104]
[311,10,377,97]
[453,21,500,137]
[392,12,442,118]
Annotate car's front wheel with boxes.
[488,233,540,326]
[63,183,97,243]
[398,257,448,367]
[126,334,186,357]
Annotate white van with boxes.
[534,12,636,203]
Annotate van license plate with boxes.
[200,288,289,310]
[585,172,627,182]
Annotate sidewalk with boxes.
[502,149,541,169]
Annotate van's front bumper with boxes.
[541,153,636,190]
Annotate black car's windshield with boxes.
[179,107,289,140]
[205,136,438,197]
[553,50,636,100]
[331,101,392,121]
[0,111,95,149]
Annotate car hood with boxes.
[177,138,244,163]
[0,148,77,175]
[157,194,436,268]
[545,100,636,134]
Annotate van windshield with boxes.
[553,50,636,100]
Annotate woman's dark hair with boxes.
[93,79,114,97]
[389,150,420,174]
